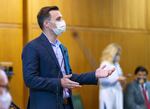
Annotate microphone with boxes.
[56,44,72,109]
[56,47,68,109]
[56,59,64,109]
[60,44,71,75]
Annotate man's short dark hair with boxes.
[134,66,148,75]
[37,6,59,30]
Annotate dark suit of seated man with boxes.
[22,6,115,109]
[124,66,150,109]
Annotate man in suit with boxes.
[124,66,150,109]
[22,6,115,109]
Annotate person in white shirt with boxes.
[99,43,126,109]
[0,69,12,109]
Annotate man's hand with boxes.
[61,74,82,89]
[95,65,115,78]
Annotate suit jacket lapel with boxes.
[39,33,60,69]
[59,44,71,75]
[134,81,145,101]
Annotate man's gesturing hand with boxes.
[95,65,115,78]
[61,74,81,89]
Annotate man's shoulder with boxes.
[22,35,44,55]
[146,81,150,87]
[24,34,42,48]
[126,80,137,89]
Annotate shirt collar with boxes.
[43,32,61,47]
[139,83,146,89]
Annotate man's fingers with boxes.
[100,65,106,69]
[111,67,115,72]
[64,74,72,78]
[70,84,82,88]
[106,68,115,77]
[68,79,79,85]
[95,65,116,78]
[67,79,81,88]
[69,84,82,88]
[109,67,115,75]
[61,76,82,88]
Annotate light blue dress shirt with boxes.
[44,33,70,98]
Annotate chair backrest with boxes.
[72,94,84,109]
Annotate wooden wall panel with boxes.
[147,0,150,30]
[0,0,22,23]
[29,0,113,28]
[29,0,147,29]
[0,0,23,108]
[0,28,23,108]
[61,0,112,27]
[112,0,146,29]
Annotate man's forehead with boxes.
[49,10,62,18]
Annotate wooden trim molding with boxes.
[32,23,150,34]
[0,23,22,29]
[67,25,150,34]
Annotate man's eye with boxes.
[56,19,61,21]
[56,17,62,21]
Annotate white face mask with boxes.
[52,20,66,36]
[0,90,12,109]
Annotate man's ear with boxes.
[43,20,49,28]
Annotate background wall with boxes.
[0,0,23,108]
[0,0,150,109]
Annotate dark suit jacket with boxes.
[124,80,150,109]
[22,33,98,109]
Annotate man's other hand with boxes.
[95,65,115,78]
[61,74,82,89]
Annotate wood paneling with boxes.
[0,0,23,108]
[29,0,148,29]
[0,28,23,108]
[112,0,146,29]
[30,0,113,27]
[147,0,150,30]
[0,0,22,23]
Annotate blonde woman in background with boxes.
[99,43,126,109]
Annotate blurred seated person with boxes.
[0,69,12,109]
[124,66,150,109]
[1,66,20,109]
